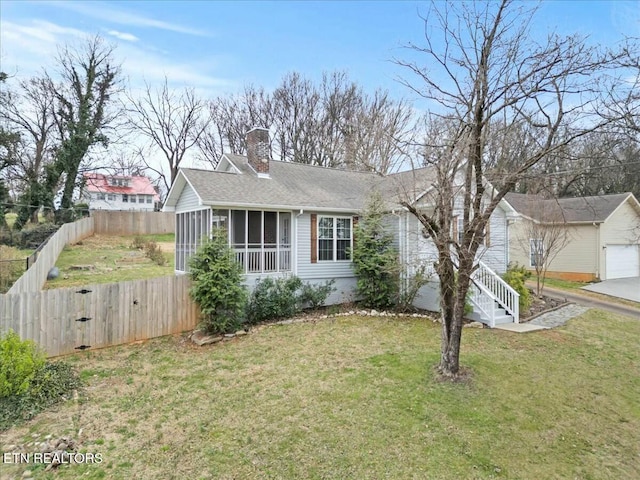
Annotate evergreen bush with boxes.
[188,230,248,334]
[351,191,399,309]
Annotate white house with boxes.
[163,128,520,327]
[81,173,159,211]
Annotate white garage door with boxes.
[606,244,640,279]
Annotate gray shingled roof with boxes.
[177,156,438,212]
[505,192,632,223]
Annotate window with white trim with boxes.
[318,216,352,261]
[530,238,544,267]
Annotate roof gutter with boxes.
[201,200,360,214]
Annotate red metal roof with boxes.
[83,173,160,201]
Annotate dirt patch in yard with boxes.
[155,242,175,254]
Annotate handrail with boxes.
[477,260,517,294]
[467,279,496,327]
[473,260,520,323]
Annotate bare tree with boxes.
[203,71,414,173]
[0,76,58,224]
[514,195,573,296]
[124,78,209,193]
[395,0,617,377]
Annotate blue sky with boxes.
[1,0,638,104]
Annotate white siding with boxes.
[412,280,441,312]
[87,194,155,211]
[242,274,357,306]
[175,182,201,212]
[477,205,508,273]
[401,203,509,276]
[296,212,357,280]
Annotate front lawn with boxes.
[1,310,638,479]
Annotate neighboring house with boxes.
[505,192,640,281]
[81,173,160,211]
[164,127,520,327]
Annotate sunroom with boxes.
[175,208,292,274]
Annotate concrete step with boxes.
[493,314,514,325]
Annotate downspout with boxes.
[391,209,405,295]
[594,222,600,280]
[294,209,304,276]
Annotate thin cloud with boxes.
[107,30,139,42]
[51,1,211,37]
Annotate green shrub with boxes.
[246,276,336,323]
[351,191,399,309]
[0,361,81,431]
[246,276,303,324]
[299,280,336,310]
[502,262,532,311]
[189,230,248,334]
[144,240,166,266]
[0,330,46,398]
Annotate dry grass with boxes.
[0,311,639,479]
[44,234,175,289]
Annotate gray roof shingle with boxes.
[505,192,632,223]
[178,156,438,212]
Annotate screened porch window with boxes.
[175,208,292,274]
[175,209,213,272]
[231,210,292,273]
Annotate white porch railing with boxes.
[234,245,292,274]
[468,280,497,327]
[472,260,520,324]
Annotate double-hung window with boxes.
[530,238,544,267]
[318,216,352,261]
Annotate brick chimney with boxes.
[246,127,270,175]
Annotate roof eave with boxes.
[201,200,361,213]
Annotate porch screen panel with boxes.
[231,210,246,272]
[279,213,291,271]
[212,209,229,230]
[176,213,184,271]
[247,211,262,272]
[264,212,277,272]
[231,210,246,247]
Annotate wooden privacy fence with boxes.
[0,275,199,357]
[92,211,174,235]
[8,217,94,295]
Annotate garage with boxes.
[606,244,640,279]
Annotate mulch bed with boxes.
[520,290,568,321]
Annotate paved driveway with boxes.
[582,277,640,303]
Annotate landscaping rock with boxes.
[235,330,247,336]
[464,321,484,328]
[47,267,59,280]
